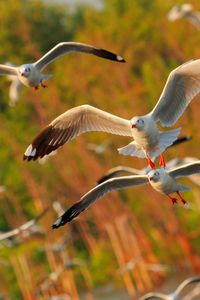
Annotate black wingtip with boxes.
[52,216,63,229]
[52,201,84,229]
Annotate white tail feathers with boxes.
[179,185,191,192]
[158,127,181,153]
[118,142,146,158]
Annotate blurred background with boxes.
[0,0,200,299]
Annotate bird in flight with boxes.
[24,59,200,168]
[52,161,200,228]
[168,3,200,30]
[0,42,125,90]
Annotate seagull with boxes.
[97,136,192,184]
[0,42,125,90]
[0,207,48,241]
[140,276,200,299]
[168,4,200,29]
[52,161,200,227]
[23,59,200,168]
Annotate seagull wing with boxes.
[0,207,48,241]
[0,64,18,76]
[24,105,132,161]
[174,277,200,297]
[9,78,22,106]
[169,161,200,178]
[52,175,148,228]
[150,59,200,127]
[139,292,168,299]
[97,166,143,184]
[34,42,125,70]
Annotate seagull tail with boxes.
[158,127,182,154]
[118,141,146,158]
[179,185,191,192]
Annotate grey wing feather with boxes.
[52,175,148,227]
[0,64,18,76]
[150,59,200,127]
[169,161,200,178]
[97,166,143,184]
[24,105,132,161]
[34,42,125,70]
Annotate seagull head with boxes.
[147,169,162,182]
[18,64,32,78]
[130,116,145,131]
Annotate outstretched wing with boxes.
[169,161,200,178]
[0,64,18,76]
[24,105,132,161]
[150,59,200,127]
[0,207,48,241]
[97,166,143,184]
[52,175,148,228]
[34,42,125,70]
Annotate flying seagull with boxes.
[168,4,200,29]
[140,276,200,299]
[97,136,192,184]
[24,59,200,168]
[0,207,48,241]
[52,161,200,228]
[0,42,125,90]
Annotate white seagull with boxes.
[0,42,125,90]
[97,136,191,184]
[168,4,200,29]
[24,59,200,168]
[52,161,200,228]
[140,276,200,300]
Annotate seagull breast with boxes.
[132,116,159,150]
[149,171,180,195]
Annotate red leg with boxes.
[167,195,178,204]
[176,191,187,205]
[41,82,47,88]
[145,152,155,169]
[157,148,166,168]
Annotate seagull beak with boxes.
[131,123,137,128]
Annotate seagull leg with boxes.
[167,195,178,204]
[145,152,155,169]
[157,148,166,168]
[41,82,47,88]
[176,191,187,205]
